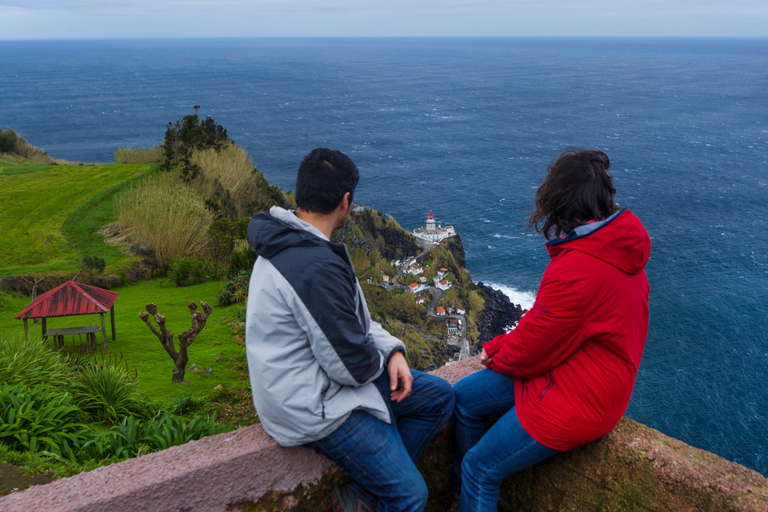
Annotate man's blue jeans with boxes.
[452,369,561,512]
[306,369,454,512]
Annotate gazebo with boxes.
[16,280,119,353]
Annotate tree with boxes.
[161,106,228,181]
[138,301,212,383]
[0,129,17,154]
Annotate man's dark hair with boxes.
[296,148,360,215]
[528,147,619,240]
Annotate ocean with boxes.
[1,37,767,475]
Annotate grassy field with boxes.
[0,161,249,406]
[0,163,157,275]
[0,279,246,402]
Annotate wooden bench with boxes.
[46,326,101,351]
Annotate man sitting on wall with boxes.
[245,148,455,512]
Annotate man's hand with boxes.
[388,351,413,403]
[480,348,493,366]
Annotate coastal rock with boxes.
[475,281,525,349]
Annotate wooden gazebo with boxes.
[16,281,119,353]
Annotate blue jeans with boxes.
[306,369,454,512]
[452,369,560,512]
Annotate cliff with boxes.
[331,208,522,369]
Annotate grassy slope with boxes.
[0,161,248,404]
[0,163,156,275]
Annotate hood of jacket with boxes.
[545,208,651,275]
[248,206,330,259]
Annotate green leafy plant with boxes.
[79,254,106,274]
[80,411,229,461]
[0,336,71,391]
[69,361,153,425]
[216,270,250,307]
[170,391,199,415]
[0,384,90,461]
[168,256,207,287]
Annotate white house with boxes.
[436,279,452,291]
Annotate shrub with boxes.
[115,173,214,268]
[207,217,250,262]
[80,411,229,461]
[0,384,90,461]
[69,362,153,425]
[216,270,250,307]
[228,240,257,276]
[80,254,106,274]
[114,145,164,164]
[0,336,71,392]
[168,256,207,287]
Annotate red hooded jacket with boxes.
[483,208,651,451]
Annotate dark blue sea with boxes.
[2,38,767,475]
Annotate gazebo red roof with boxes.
[16,281,119,319]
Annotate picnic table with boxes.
[46,326,101,351]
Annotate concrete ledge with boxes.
[1,357,767,511]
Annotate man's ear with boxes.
[340,192,352,212]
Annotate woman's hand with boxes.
[480,348,493,366]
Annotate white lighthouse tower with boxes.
[426,211,436,233]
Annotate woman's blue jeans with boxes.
[452,369,560,512]
[306,369,454,512]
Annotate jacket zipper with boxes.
[539,369,555,402]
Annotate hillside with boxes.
[0,162,156,276]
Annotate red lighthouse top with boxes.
[428,211,434,218]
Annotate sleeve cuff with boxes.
[483,333,508,356]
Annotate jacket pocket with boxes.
[538,369,555,402]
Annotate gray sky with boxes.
[1,0,767,39]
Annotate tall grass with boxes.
[116,173,214,267]
[188,142,283,218]
[114,145,164,164]
[70,362,153,425]
[0,336,71,391]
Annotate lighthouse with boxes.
[426,211,436,232]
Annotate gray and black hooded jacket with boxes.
[245,206,406,447]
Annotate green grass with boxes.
[0,163,157,275]
[0,279,246,402]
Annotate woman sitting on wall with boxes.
[446,148,651,512]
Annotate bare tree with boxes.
[138,301,212,383]
[21,273,46,300]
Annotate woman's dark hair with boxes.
[528,147,619,240]
[296,148,359,214]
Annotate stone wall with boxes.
[1,357,766,511]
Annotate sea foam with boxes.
[484,282,536,311]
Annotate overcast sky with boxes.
[1,0,767,39]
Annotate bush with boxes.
[0,336,71,392]
[168,256,207,287]
[0,384,91,461]
[69,362,153,425]
[80,254,106,274]
[116,173,214,268]
[228,240,257,276]
[114,145,164,164]
[216,270,250,307]
[207,217,250,262]
[80,411,229,461]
